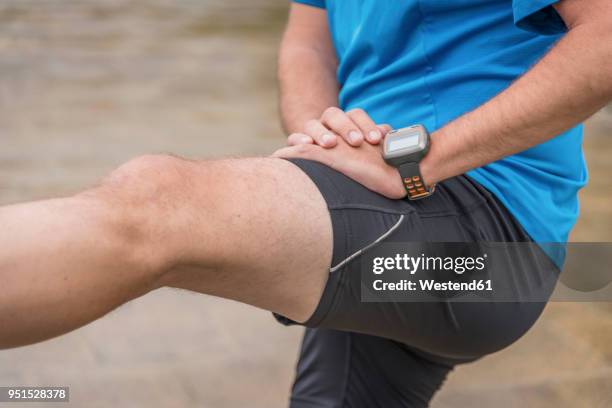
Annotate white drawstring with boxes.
[329,214,405,273]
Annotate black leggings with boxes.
[275,159,554,407]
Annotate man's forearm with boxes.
[421,10,612,187]
[278,46,339,134]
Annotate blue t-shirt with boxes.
[293,0,587,244]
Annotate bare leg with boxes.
[0,155,332,348]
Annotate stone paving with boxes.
[0,1,611,406]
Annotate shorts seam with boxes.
[339,332,353,408]
[311,211,404,329]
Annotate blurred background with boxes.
[0,1,611,407]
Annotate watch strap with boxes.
[398,162,435,200]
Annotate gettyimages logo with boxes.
[360,242,612,302]
[372,253,488,275]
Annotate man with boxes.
[0,0,610,406]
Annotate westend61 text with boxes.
[372,279,493,292]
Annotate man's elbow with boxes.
[558,0,612,94]
[567,22,612,99]
[590,26,612,99]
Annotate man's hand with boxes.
[287,107,392,148]
[274,135,406,199]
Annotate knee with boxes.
[103,154,189,201]
[86,154,193,272]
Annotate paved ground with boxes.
[0,1,611,407]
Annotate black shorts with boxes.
[275,159,553,408]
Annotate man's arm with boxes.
[278,3,338,135]
[275,0,612,198]
[277,0,612,197]
[421,0,612,186]
[278,4,388,147]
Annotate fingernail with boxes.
[368,130,381,142]
[301,136,312,144]
[349,130,363,144]
[321,133,335,145]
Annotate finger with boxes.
[287,133,314,146]
[271,144,332,167]
[377,124,392,136]
[272,145,302,159]
[303,119,338,148]
[347,108,382,144]
[272,143,317,159]
[320,107,364,146]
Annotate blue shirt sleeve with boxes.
[513,0,567,35]
[293,0,326,9]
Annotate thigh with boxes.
[289,328,452,408]
[274,159,551,361]
[163,157,333,323]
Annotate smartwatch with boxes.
[382,124,435,200]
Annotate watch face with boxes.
[388,133,420,152]
[383,125,428,162]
